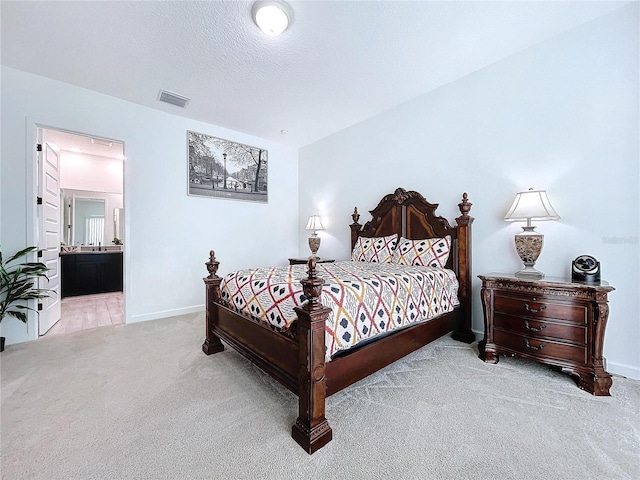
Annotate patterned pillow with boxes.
[351,234,399,263]
[392,236,452,268]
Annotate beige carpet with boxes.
[1,312,638,479]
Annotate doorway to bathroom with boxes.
[37,127,125,336]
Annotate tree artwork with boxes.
[187,131,268,202]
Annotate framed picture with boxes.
[187,131,268,202]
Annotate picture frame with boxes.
[187,131,268,202]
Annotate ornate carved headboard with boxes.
[349,188,474,340]
[349,188,472,271]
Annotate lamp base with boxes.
[514,226,545,280]
[308,235,321,259]
[515,266,544,279]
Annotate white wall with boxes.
[299,5,639,379]
[1,66,299,344]
[60,150,124,194]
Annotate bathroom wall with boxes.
[58,145,124,247]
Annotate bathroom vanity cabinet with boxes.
[61,252,123,297]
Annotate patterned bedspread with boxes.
[220,261,459,360]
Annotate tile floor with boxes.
[47,292,124,336]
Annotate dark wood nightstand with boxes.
[288,258,335,265]
[479,273,615,396]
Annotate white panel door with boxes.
[38,135,62,335]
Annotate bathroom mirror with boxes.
[61,188,122,247]
[114,208,124,243]
[72,197,105,246]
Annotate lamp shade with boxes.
[305,215,325,232]
[504,189,560,222]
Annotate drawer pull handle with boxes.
[524,320,546,332]
[524,303,546,314]
[524,339,546,351]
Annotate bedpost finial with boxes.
[458,193,472,216]
[307,257,317,276]
[206,250,220,278]
[351,207,360,224]
[301,257,324,311]
[456,193,474,226]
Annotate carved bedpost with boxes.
[350,207,361,251]
[451,193,476,344]
[291,258,333,454]
[202,250,225,355]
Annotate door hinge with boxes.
[37,143,43,152]
[37,196,43,205]
[38,302,43,311]
[37,249,43,258]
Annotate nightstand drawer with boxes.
[494,294,587,324]
[494,330,587,364]
[494,314,587,344]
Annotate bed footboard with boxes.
[202,252,333,453]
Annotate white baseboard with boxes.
[607,361,640,380]
[127,304,204,324]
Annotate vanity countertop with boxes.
[60,246,123,255]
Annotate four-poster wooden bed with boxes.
[202,188,475,453]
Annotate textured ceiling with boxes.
[1,1,629,148]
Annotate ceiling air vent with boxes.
[158,89,190,108]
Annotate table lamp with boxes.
[504,188,560,279]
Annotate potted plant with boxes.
[0,246,51,351]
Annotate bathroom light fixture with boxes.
[504,188,560,279]
[252,1,292,36]
[91,137,113,147]
[305,215,325,258]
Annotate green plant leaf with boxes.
[0,245,52,323]
[4,246,38,265]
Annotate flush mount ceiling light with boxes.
[252,1,292,36]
